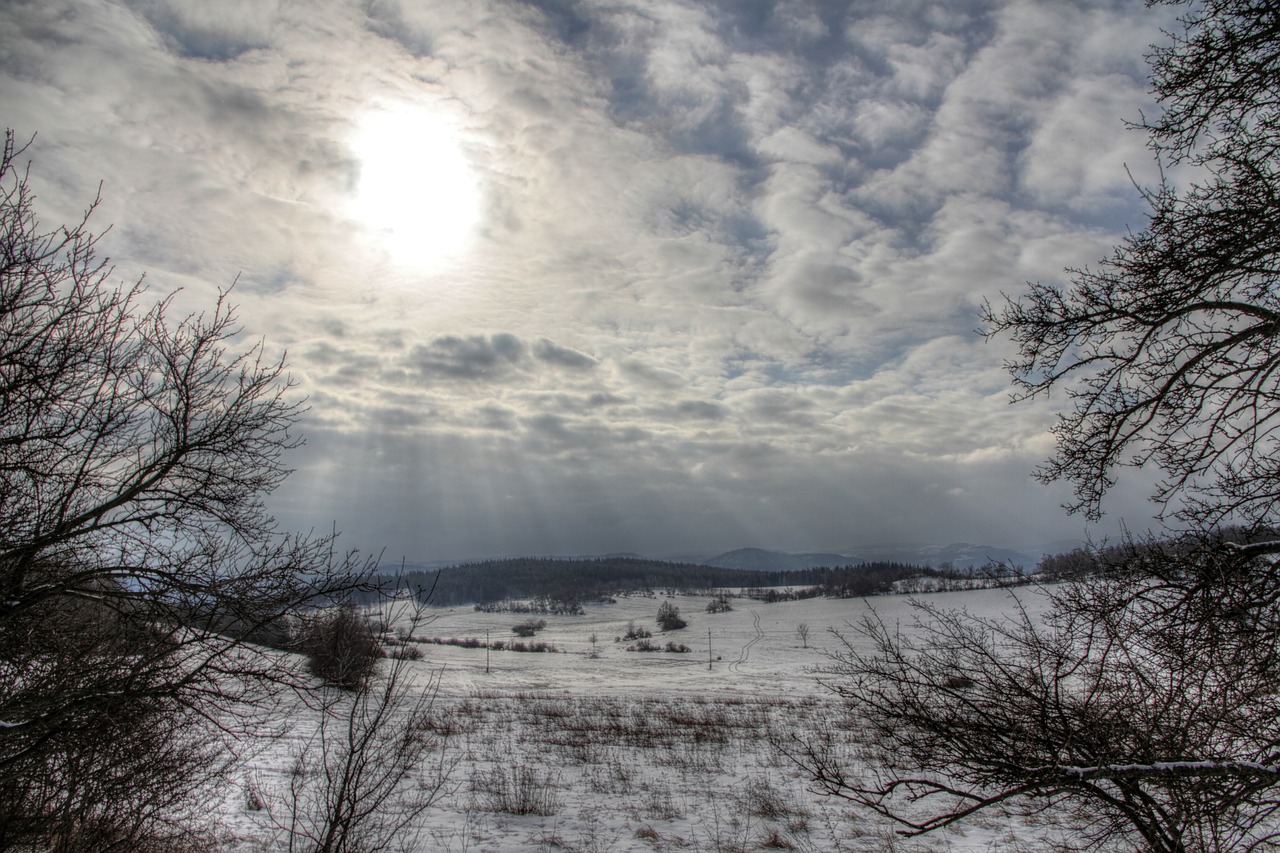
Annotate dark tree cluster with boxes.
[705,592,733,612]
[473,597,585,615]
[655,600,686,630]
[391,557,936,607]
[301,604,385,691]
[511,618,547,637]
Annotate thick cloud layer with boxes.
[0,0,1175,561]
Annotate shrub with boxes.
[622,620,652,641]
[389,644,423,661]
[473,765,561,815]
[706,593,733,613]
[301,604,382,690]
[656,600,686,631]
[665,641,691,653]
[512,618,547,637]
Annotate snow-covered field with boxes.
[226,587,1047,852]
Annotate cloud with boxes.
[474,403,518,431]
[672,400,729,421]
[0,0,1174,560]
[618,359,687,391]
[532,339,598,370]
[122,0,277,60]
[404,333,527,381]
[301,341,383,387]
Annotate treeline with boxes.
[1033,525,1280,582]
[369,556,948,607]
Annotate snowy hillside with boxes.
[223,587,1051,852]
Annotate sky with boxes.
[0,0,1179,563]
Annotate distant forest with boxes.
[371,556,998,607]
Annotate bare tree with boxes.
[783,2,1280,849]
[0,131,371,848]
[795,623,810,648]
[267,597,456,853]
[983,0,1280,535]
[0,581,237,852]
[779,541,1280,851]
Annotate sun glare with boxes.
[348,107,481,271]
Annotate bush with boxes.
[665,641,691,653]
[507,641,558,653]
[389,644,423,661]
[512,618,547,637]
[301,604,382,690]
[656,600,686,631]
[473,765,561,815]
[622,620,652,641]
[706,593,733,613]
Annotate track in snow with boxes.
[729,609,764,673]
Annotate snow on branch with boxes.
[1052,761,1280,780]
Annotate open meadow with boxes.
[225,587,1054,853]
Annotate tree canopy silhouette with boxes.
[0,130,371,849]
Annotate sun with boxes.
[348,106,482,271]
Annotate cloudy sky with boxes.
[1,0,1178,563]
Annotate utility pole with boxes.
[486,629,490,674]
[708,627,713,671]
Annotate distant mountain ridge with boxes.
[699,548,854,571]
[845,543,1046,571]
[671,543,1049,572]
[400,542,1065,574]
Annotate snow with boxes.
[1058,761,1280,779]
[219,587,1046,852]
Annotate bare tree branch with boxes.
[0,130,375,848]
